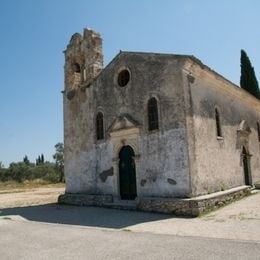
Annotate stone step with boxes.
[105,199,137,210]
[107,204,137,211]
[250,188,260,194]
[254,183,260,190]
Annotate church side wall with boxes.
[185,62,260,196]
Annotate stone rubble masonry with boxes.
[58,185,251,217]
[58,194,113,206]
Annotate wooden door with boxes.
[119,145,137,200]
[242,146,251,185]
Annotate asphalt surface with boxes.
[1,218,260,260]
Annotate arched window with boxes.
[215,108,222,137]
[257,122,260,142]
[148,97,159,131]
[96,112,104,140]
[73,63,81,73]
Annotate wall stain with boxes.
[167,178,177,185]
[99,167,114,182]
[140,179,147,187]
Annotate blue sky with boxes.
[0,0,259,166]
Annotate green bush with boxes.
[0,167,10,182]
[0,162,60,183]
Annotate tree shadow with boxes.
[0,203,179,229]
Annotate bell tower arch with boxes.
[64,28,103,99]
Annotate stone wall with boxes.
[58,193,113,206]
[137,186,251,216]
[58,186,251,217]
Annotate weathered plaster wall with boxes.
[138,128,189,197]
[64,50,191,197]
[95,141,114,194]
[63,86,97,193]
[91,53,190,198]
[184,60,260,196]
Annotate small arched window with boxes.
[215,108,222,137]
[148,97,159,131]
[257,122,260,142]
[96,112,104,140]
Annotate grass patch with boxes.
[122,229,132,232]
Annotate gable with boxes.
[108,114,140,133]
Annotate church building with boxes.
[59,28,260,215]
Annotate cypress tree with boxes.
[41,154,44,164]
[23,155,30,165]
[36,155,41,165]
[240,49,260,99]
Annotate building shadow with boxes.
[0,203,180,229]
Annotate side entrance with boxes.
[242,146,252,186]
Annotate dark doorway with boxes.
[119,145,137,200]
[242,146,251,186]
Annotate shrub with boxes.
[0,162,60,184]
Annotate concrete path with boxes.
[129,191,260,241]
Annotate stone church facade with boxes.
[60,28,260,215]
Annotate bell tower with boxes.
[64,28,103,99]
[63,28,103,193]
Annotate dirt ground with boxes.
[0,186,64,208]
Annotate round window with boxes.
[117,69,130,87]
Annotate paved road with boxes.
[0,218,260,260]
